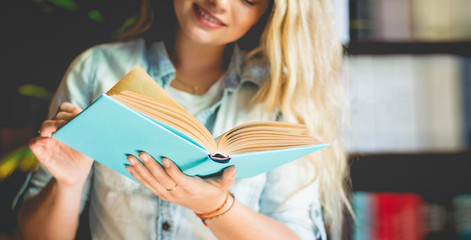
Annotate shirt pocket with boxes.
[94,162,146,194]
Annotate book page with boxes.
[217,121,321,155]
[112,91,217,152]
[106,66,185,112]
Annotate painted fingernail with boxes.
[141,153,149,163]
[162,158,170,168]
[128,157,137,165]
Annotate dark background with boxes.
[0,1,141,238]
[0,0,142,128]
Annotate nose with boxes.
[207,0,228,12]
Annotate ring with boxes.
[166,183,178,192]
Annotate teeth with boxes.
[197,8,223,25]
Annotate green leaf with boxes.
[48,0,79,11]
[18,149,39,172]
[114,16,137,35]
[88,9,105,23]
[0,146,30,180]
[18,84,53,101]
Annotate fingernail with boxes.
[141,153,149,163]
[128,157,136,165]
[162,158,170,168]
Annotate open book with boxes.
[53,66,329,180]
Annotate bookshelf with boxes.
[345,0,471,239]
[346,41,471,56]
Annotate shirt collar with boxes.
[147,41,267,91]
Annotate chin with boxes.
[184,28,227,46]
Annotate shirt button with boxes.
[162,221,171,231]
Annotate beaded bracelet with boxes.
[194,192,230,218]
[199,192,235,227]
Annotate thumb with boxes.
[29,137,52,163]
[220,166,236,191]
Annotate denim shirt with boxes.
[16,39,326,240]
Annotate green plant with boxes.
[0,146,38,180]
[0,0,142,181]
[32,0,138,35]
[0,84,52,181]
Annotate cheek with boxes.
[229,13,262,39]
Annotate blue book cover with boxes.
[52,67,329,181]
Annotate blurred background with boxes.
[0,0,470,239]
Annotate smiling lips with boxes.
[193,3,226,28]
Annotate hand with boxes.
[29,102,93,188]
[126,152,236,213]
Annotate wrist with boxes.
[193,191,228,214]
[54,178,86,195]
[194,192,230,216]
[194,192,236,226]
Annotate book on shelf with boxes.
[411,0,453,42]
[452,194,471,239]
[462,57,471,147]
[52,66,329,181]
[350,0,471,42]
[352,191,376,240]
[414,56,465,151]
[352,192,424,240]
[376,193,424,240]
[449,0,471,40]
[344,55,467,153]
[350,0,373,40]
[332,0,350,44]
[371,0,412,41]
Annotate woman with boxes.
[17,0,351,239]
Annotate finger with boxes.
[125,165,162,196]
[127,155,155,185]
[161,158,191,189]
[139,152,176,190]
[127,154,172,197]
[28,137,50,162]
[219,166,236,192]
[40,120,68,137]
[58,102,82,115]
[206,166,236,192]
[55,112,76,121]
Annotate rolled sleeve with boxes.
[259,158,326,240]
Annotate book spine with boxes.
[344,55,377,152]
[452,194,471,239]
[376,193,395,240]
[449,0,471,40]
[332,0,350,44]
[462,57,471,147]
[352,192,373,240]
[376,193,424,240]
[411,0,451,41]
[350,0,373,40]
[428,56,464,150]
[376,0,412,41]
